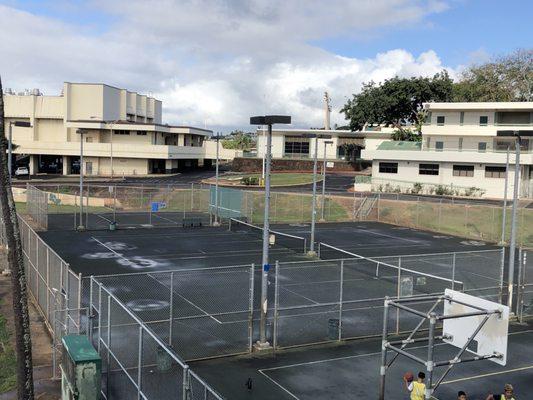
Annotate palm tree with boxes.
[0,76,34,399]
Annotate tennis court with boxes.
[34,219,532,399]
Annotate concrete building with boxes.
[361,102,533,199]
[3,82,227,176]
[256,127,393,162]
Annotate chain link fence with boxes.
[93,265,255,361]
[271,246,504,349]
[89,277,223,400]
[26,184,48,230]
[517,247,533,322]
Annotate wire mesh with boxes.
[26,185,48,230]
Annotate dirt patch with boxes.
[0,249,60,399]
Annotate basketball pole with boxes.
[507,132,520,310]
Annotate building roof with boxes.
[424,102,533,111]
[376,141,421,151]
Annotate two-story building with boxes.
[361,102,533,199]
[3,82,227,176]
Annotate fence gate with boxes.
[518,248,533,321]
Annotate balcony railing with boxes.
[373,141,533,154]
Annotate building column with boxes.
[28,155,37,175]
[165,159,179,174]
[62,156,70,175]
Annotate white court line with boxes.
[356,228,423,244]
[91,236,222,324]
[279,286,320,305]
[152,213,179,224]
[95,213,112,223]
[258,370,300,400]
[146,273,223,324]
[440,365,533,385]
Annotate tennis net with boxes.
[318,242,463,296]
[229,218,307,254]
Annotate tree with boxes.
[0,76,34,399]
[341,71,454,131]
[221,130,255,150]
[453,49,533,101]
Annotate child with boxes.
[404,371,426,400]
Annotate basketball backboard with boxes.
[443,289,509,366]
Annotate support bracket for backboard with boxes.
[378,290,509,400]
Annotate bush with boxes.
[241,176,259,186]
[412,182,423,194]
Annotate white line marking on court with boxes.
[440,364,533,385]
[279,286,319,305]
[91,237,131,264]
[96,213,112,223]
[146,274,223,324]
[152,213,179,224]
[258,370,300,399]
[357,229,423,244]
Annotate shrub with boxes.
[241,176,259,186]
[412,182,423,194]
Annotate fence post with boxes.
[88,276,94,343]
[464,205,468,237]
[248,264,255,352]
[182,365,190,400]
[97,283,102,353]
[451,253,456,291]
[77,272,82,334]
[273,261,280,350]
[516,248,524,318]
[338,260,344,341]
[499,247,506,305]
[35,239,39,312]
[396,257,402,334]
[169,272,174,346]
[137,326,143,400]
[106,294,111,399]
[416,197,420,228]
[46,248,50,321]
[377,193,381,222]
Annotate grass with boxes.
[0,300,16,393]
[237,173,322,186]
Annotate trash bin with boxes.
[109,222,117,231]
[328,318,340,340]
[156,347,172,372]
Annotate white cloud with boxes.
[0,1,454,130]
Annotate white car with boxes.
[14,166,29,177]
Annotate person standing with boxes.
[458,391,467,400]
[404,371,426,400]
[486,384,516,400]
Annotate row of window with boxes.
[114,130,147,136]
[378,162,506,178]
[431,114,489,126]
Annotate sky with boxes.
[0,0,531,133]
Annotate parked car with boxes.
[14,166,29,177]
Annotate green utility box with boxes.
[61,335,101,400]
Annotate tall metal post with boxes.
[426,312,437,400]
[508,134,520,310]
[320,141,330,221]
[8,122,13,181]
[213,135,220,226]
[309,136,319,255]
[501,145,510,244]
[378,297,390,400]
[78,129,85,230]
[258,124,273,348]
[110,123,114,179]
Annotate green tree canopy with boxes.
[340,71,454,132]
[453,49,532,101]
[221,130,255,150]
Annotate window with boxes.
[419,164,439,176]
[114,130,130,135]
[485,166,506,178]
[459,112,464,125]
[137,131,147,136]
[479,116,488,126]
[85,137,93,143]
[494,139,530,151]
[458,138,463,151]
[424,112,432,125]
[436,116,445,126]
[478,142,487,152]
[453,165,474,177]
[495,111,531,125]
[284,136,310,156]
[435,141,444,151]
[379,162,398,174]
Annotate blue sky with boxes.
[0,0,530,130]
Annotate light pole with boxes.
[76,129,87,230]
[497,129,533,310]
[8,121,32,180]
[302,133,332,256]
[320,140,334,222]
[213,133,222,226]
[250,115,291,350]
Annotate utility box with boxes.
[61,335,101,400]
